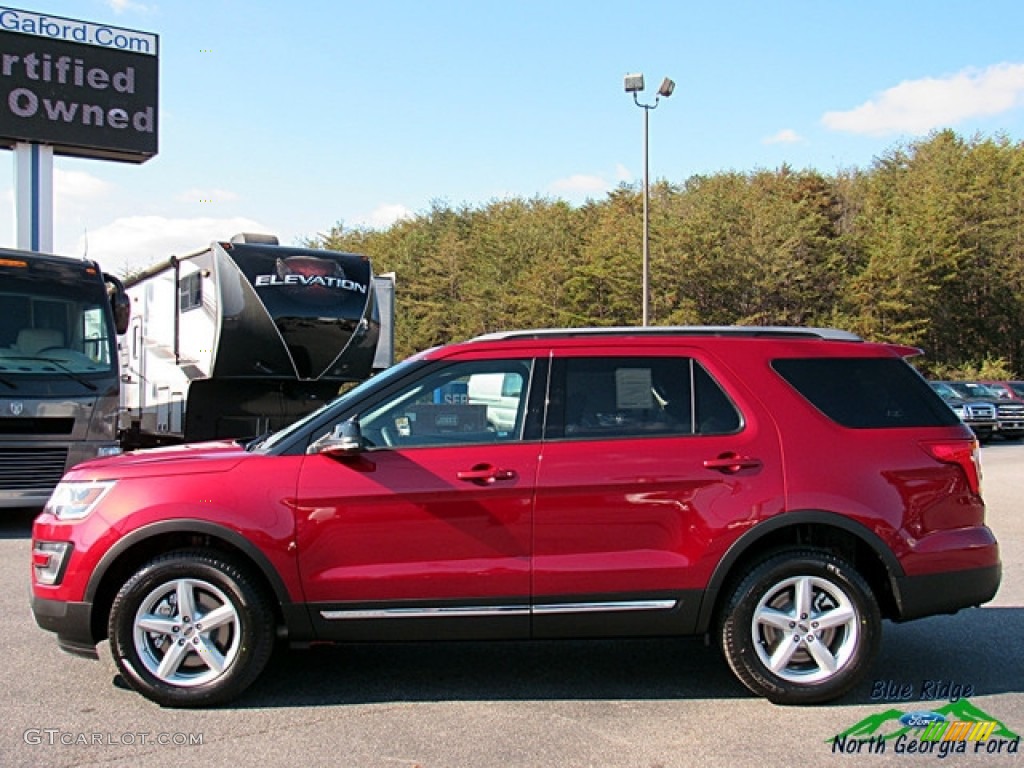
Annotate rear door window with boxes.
[546,356,741,439]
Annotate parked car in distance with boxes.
[31,327,1000,708]
[978,382,1024,405]
[980,380,1024,401]
[942,381,1024,441]
[979,381,1024,438]
[928,381,999,442]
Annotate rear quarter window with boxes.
[772,357,960,428]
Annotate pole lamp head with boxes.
[657,77,676,98]
[623,73,645,93]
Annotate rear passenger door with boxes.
[531,349,785,637]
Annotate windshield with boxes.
[252,355,423,453]
[948,382,998,399]
[0,281,116,377]
[929,382,961,400]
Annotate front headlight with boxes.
[45,480,116,520]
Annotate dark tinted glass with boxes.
[694,363,742,433]
[773,358,960,428]
[549,356,741,439]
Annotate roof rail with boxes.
[471,326,863,343]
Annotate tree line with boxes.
[310,130,1024,377]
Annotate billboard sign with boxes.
[0,6,158,163]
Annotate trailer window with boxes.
[179,272,202,312]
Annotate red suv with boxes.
[30,327,1001,707]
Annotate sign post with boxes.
[14,141,52,251]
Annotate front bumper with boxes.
[0,488,52,509]
[894,562,1002,621]
[31,595,98,658]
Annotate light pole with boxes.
[624,73,674,326]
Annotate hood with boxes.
[66,440,248,480]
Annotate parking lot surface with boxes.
[3,443,1022,767]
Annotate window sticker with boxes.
[615,368,653,409]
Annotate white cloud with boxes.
[550,174,609,194]
[54,169,113,201]
[763,129,803,145]
[5,170,113,252]
[75,215,272,276]
[823,62,1024,136]
[548,166,637,200]
[179,188,240,203]
[106,0,155,13]
[364,203,412,229]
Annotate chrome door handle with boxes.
[703,453,762,473]
[457,464,517,484]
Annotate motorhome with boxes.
[119,234,393,448]
[0,249,129,507]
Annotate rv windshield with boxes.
[0,280,116,377]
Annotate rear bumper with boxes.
[31,595,98,658]
[894,562,1001,621]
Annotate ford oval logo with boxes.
[9,401,23,416]
[899,711,946,728]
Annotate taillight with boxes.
[919,439,983,496]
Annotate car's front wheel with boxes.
[718,549,880,704]
[108,550,274,707]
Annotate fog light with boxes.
[32,541,72,585]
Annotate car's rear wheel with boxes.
[108,550,274,707]
[718,549,880,704]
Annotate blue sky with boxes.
[3,0,1024,275]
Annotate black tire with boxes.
[717,549,880,705]
[108,550,274,708]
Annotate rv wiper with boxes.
[1,356,99,391]
[0,374,16,389]
[47,359,99,391]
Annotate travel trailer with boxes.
[119,234,393,448]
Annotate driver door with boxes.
[294,357,542,641]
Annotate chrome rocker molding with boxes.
[320,599,677,621]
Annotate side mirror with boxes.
[308,416,364,456]
[105,273,131,335]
